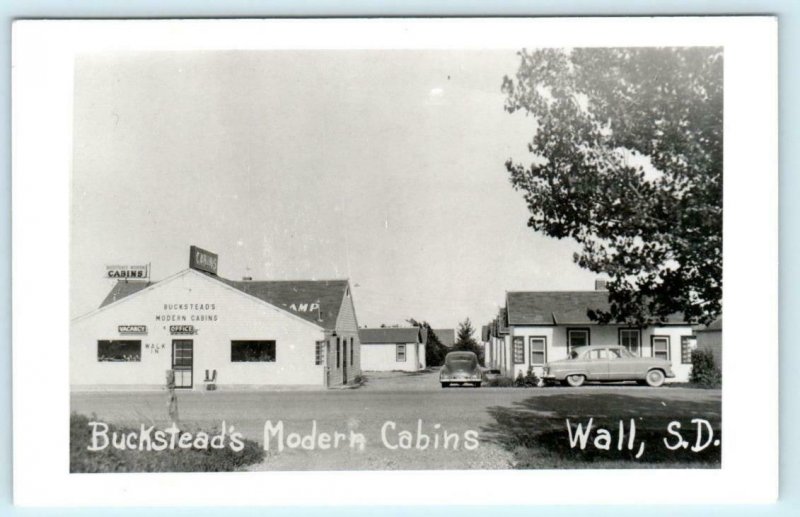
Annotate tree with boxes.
[407,318,448,367]
[502,48,722,325]
[454,318,484,364]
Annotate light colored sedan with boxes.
[542,345,675,387]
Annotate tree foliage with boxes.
[454,318,484,364]
[407,318,448,367]
[503,47,722,325]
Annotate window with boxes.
[529,337,546,365]
[619,329,641,356]
[396,344,406,362]
[567,329,590,354]
[513,337,525,364]
[315,340,325,365]
[350,337,354,365]
[681,336,697,364]
[231,340,276,362]
[98,340,141,362]
[652,336,670,361]
[336,337,341,368]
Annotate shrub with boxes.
[485,376,514,388]
[690,348,721,387]
[514,366,540,388]
[70,413,265,473]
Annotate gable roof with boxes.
[506,291,687,325]
[358,327,422,344]
[507,291,612,325]
[98,270,350,330]
[100,280,152,307]
[432,328,455,347]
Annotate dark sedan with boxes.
[440,351,482,388]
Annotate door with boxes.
[605,347,637,380]
[586,348,611,380]
[171,339,194,389]
[342,340,348,384]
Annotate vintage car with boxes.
[542,345,675,387]
[440,351,482,388]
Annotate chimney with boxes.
[595,279,609,291]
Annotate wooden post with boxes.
[166,369,179,424]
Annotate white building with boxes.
[71,247,360,390]
[358,327,427,372]
[485,288,699,383]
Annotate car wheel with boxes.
[473,382,482,388]
[566,374,585,387]
[645,369,665,387]
[441,382,450,388]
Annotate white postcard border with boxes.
[12,17,778,506]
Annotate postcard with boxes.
[12,17,778,506]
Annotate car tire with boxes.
[441,382,450,388]
[473,382,482,388]
[566,374,586,387]
[645,369,666,387]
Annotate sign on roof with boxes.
[189,245,218,275]
[106,265,149,279]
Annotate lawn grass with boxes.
[480,390,721,469]
[70,413,265,473]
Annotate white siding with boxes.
[330,288,361,385]
[71,270,327,390]
[506,324,697,382]
[361,342,423,372]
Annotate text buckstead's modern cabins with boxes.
[485,283,699,383]
[71,246,361,390]
[358,327,427,372]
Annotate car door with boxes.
[585,349,610,381]
[605,347,629,380]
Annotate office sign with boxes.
[106,265,149,279]
[189,245,218,275]
[170,325,196,335]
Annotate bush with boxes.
[514,366,540,388]
[690,348,721,387]
[485,376,514,388]
[70,413,265,473]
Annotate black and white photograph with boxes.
[11,17,778,506]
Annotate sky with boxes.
[71,50,599,328]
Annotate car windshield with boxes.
[617,348,635,358]
[445,353,477,368]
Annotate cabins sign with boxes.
[106,265,149,279]
[189,245,218,275]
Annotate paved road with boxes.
[71,369,721,470]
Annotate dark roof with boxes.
[697,317,722,332]
[359,327,422,344]
[506,291,687,325]
[99,270,349,330]
[497,307,510,334]
[100,281,152,307]
[507,291,611,325]
[432,328,455,347]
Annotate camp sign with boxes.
[106,265,149,279]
